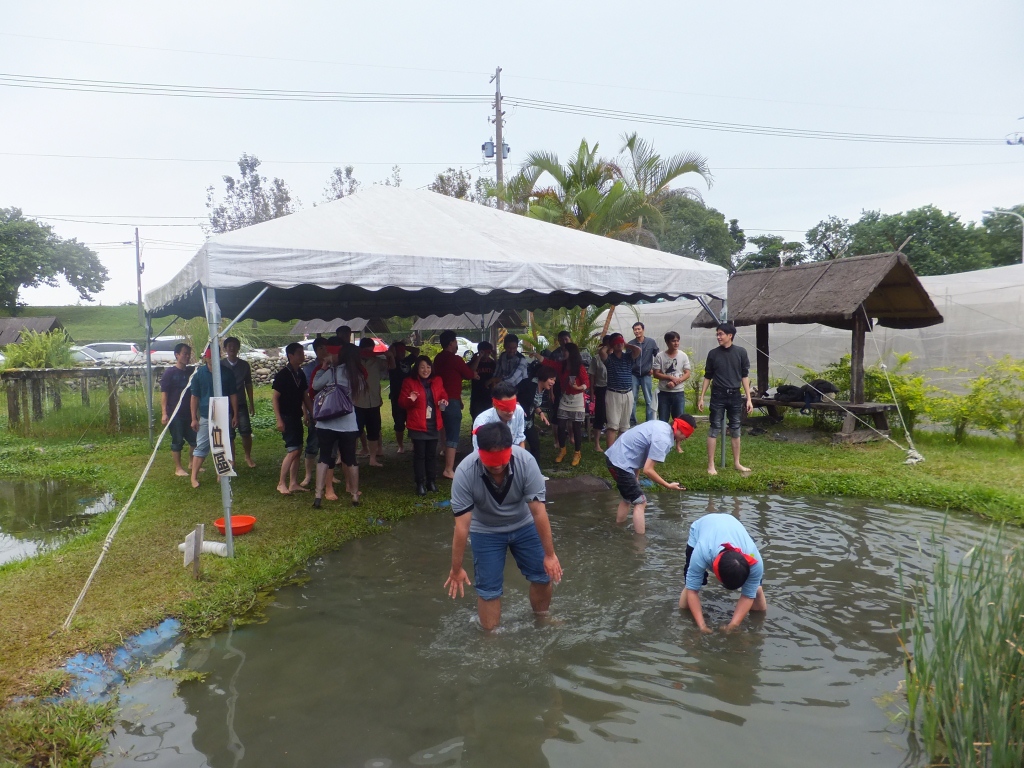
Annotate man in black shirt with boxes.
[272,342,313,495]
[469,341,497,420]
[697,322,753,475]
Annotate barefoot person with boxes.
[272,342,313,496]
[189,347,238,489]
[445,421,563,631]
[432,330,480,479]
[312,342,364,507]
[299,336,327,488]
[678,512,767,633]
[160,343,196,477]
[597,333,641,448]
[354,336,390,467]
[604,415,696,535]
[223,336,257,468]
[697,322,754,475]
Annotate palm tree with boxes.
[618,132,712,248]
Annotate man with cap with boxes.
[604,415,696,535]
[471,380,527,449]
[445,421,563,630]
[678,512,766,633]
[189,345,239,489]
[597,333,642,448]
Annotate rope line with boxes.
[861,305,922,460]
[61,367,199,632]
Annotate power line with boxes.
[0,152,480,166]
[504,97,1004,146]
[0,73,1003,146]
[0,73,490,103]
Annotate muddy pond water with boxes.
[0,480,114,565]
[98,492,1020,768]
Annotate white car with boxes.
[78,342,142,364]
[70,346,104,365]
[456,336,478,362]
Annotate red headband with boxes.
[203,347,212,359]
[609,333,625,344]
[325,345,341,355]
[673,418,694,439]
[478,446,512,467]
[492,396,517,413]
[712,543,759,583]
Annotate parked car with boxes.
[70,346,104,365]
[300,336,388,360]
[238,343,269,362]
[455,336,476,362]
[148,337,186,364]
[79,342,143,364]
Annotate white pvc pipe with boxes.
[178,541,229,557]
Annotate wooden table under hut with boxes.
[692,252,943,443]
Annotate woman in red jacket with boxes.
[398,356,449,496]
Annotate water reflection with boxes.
[0,480,114,565]
[97,493,1019,768]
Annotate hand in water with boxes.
[665,482,685,491]
[698,625,713,635]
[445,568,471,598]
[719,623,740,634]
[544,554,563,584]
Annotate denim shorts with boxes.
[470,521,549,600]
[194,417,211,458]
[442,399,463,449]
[168,415,197,453]
[280,414,304,453]
[708,391,744,438]
[607,459,646,505]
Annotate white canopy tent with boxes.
[144,186,727,320]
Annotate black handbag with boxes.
[313,367,354,420]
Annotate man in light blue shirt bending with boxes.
[678,513,767,633]
[471,380,526,449]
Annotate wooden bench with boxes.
[749,396,898,444]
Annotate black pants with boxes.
[411,436,438,485]
[524,424,541,460]
[558,418,583,450]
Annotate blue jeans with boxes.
[470,521,549,600]
[442,399,463,449]
[631,374,654,424]
[657,390,686,422]
[708,390,744,438]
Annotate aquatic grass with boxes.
[902,540,1024,767]
[0,698,115,768]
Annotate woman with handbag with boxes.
[398,356,449,496]
[311,343,365,507]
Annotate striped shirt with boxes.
[604,352,634,391]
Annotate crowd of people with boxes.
[159,320,756,504]
[159,320,762,631]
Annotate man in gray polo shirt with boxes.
[445,421,563,630]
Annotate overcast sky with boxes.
[2,0,1022,307]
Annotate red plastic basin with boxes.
[214,515,256,535]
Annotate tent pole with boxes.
[206,288,234,558]
[719,296,729,468]
[217,287,270,339]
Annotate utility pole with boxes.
[135,228,144,326]
[491,66,504,211]
[134,228,155,445]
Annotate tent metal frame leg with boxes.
[203,286,269,557]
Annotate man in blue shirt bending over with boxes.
[679,513,767,633]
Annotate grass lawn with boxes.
[1,386,1022,763]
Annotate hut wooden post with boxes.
[81,375,90,407]
[850,307,867,405]
[51,379,62,411]
[755,323,770,396]
[30,375,44,421]
[5,380,19,430]
[107,370,120,432]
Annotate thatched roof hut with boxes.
[0,317,68,346]
[290,317,390,337]
[692,252,942,403]
[412,310,524,333]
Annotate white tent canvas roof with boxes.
[144,186,727,321]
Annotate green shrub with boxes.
[986,356,1024,448]
[1,330,72,369]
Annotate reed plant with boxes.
[902,540,1024,767]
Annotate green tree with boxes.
[659,196,742,269]
[806,215,853,261]
[849,206,989,276]
[429,167,475,200]
[0,209,108,314]
[980,205,1024,267]
[742,234,807,271]
[206,153,296,234]
[324,165,360,201]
